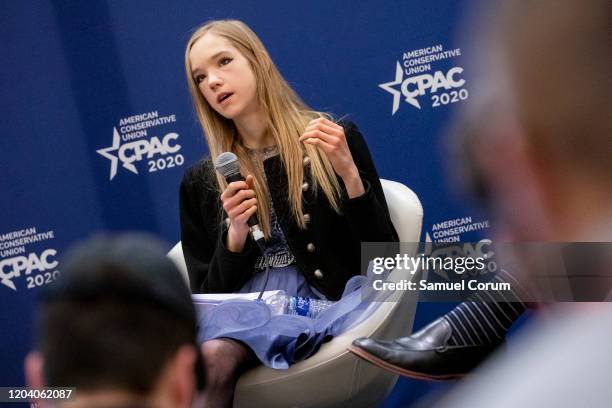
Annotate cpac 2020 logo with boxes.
[0,249,59,291]
[379,62,467,114]
[97,128,183,181]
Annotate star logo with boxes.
[96,128,137,180]
[0,275,17,291]
[378,62,404,115]
[378,61,422,114]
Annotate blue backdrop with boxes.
[2,1,492,405]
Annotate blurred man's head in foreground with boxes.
[25,234,202,408]
[458,0,612,241]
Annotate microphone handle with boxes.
[224,173,260,228]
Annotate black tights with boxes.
[198,338,258,408]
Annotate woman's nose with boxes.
[208,71,223,89]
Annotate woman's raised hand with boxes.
[299,118,365,198]
[299,118,358,180]
[220,174,257,252]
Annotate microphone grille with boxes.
[215,152,240,177]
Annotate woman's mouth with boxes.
[217,92,234,105]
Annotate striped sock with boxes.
[444,269,527,346]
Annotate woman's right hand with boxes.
[221,175,258,252]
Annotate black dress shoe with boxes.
[348,317,502,380]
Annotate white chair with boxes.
[167,179,423,407]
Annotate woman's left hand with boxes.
[299,118,365,197]
[300,118,358,180]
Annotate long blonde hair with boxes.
[185,20,342,238]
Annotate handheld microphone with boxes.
[214,152,265,248]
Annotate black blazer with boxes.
[179,121,398,300]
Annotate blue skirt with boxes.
[196,263,387,369]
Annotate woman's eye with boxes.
[195,74,206,84]
[220,57,232,66]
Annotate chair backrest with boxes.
[167,241,189,286]
[380,179,423,243]
[167,178,423,286]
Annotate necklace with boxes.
[246,145,279,160]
